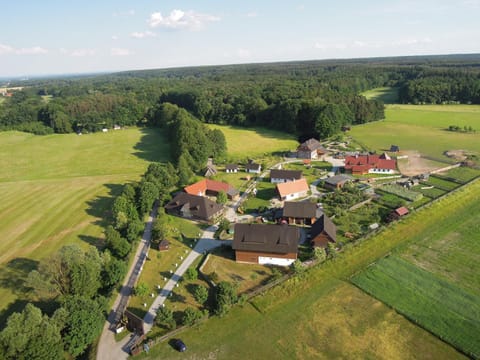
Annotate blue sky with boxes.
[0,0,479,77]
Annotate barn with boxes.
[232,223,300,266]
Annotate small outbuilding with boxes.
[390,145,400,153]
[158,240,170,251]
[390,206,409,221]
[323,174,353,190]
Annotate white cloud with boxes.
[0,43,48,55]
[314,42,347,50]
[148,9,219,30]
[130,31,156,39]
[246,11,258,18]
[111,47,132,56]
[70,48,96,57]
[111,35,119,41]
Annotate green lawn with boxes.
[242,178,277,213]
[207,124,298,159]
[0,128,169,321]
[351,256,480,358]
[349,104,480,161]
[439,166,480,183]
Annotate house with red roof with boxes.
[344,153,397,175]
[184,179,239,200]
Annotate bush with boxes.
[184,267,198,281]
[155,306,176,330]
[193,285,209,305]
[181,307,208,326]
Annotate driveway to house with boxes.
[96,203,158,360]
[143,225,225,332]
[323,155,345,173]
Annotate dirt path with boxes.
[397,151,446,176]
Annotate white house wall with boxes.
[258,256,295,266]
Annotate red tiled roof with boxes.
[276,178,309,198]
[395,207,409,216]
[345,155,396,172]
[184,179,233,196]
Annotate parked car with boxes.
[174,339,187,352]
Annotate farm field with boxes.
[207,124,298,158]
[349,104,480,161]
[139,180,480,359]
[139,280,464,360]
[0,128,169,320]
[351,256,480,358]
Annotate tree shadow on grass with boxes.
[0,258,38,295]
[84,183,125,228]
[132,127,171,163]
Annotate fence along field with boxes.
[0,128,169,321]
[351,256,480,358]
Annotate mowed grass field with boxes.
[349,104,480,160]
[139,181,480,359]
[351,256,480,358]
[0,128,169,320]
[207,124,299,158]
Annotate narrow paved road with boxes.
[143,225,225,332]
[96,203,158,360]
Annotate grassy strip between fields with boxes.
[351,256,480,358]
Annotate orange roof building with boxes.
[184,179,239,200]
[344,154,397,175]
[276,178,309,201]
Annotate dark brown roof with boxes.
[310,212,337,242]
[165,193,223,221]
[245,162,261,171]
[270,169,303,181]
[324,174,353,186]
[283,201,317,218]
[232,223,300,254]
[297,138,324,152]
[226,164,238,170]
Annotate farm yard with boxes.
[0,128,169,321]
[349,104,480,163]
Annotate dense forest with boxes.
[1,54,479,140]
[0,55,471,139]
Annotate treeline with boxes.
[150,102,226,183]
[2,55,480,139]
[0,162,179,359]
[399,69,480,104]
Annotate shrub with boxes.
[184,267,198,281]
[193,285,209,305]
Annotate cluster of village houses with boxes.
[164,138,402,267]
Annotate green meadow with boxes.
[362,87,400,104]
[207,124,299,158]
[349,104,480,160]
[0,128,169,321]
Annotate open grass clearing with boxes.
[351,256,480,358]
[361,87,400,103]
[242,178,277,213]
[413,185,446,199]
[0,127,169,320]
[349,105,480,161]
[207,124,298,159]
